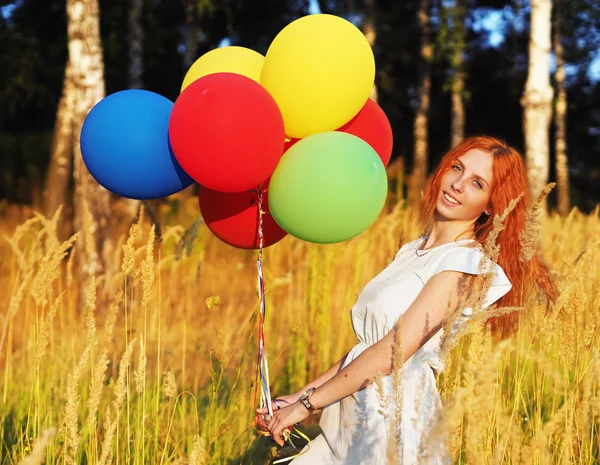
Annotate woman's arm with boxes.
[301,351,349,392]
[256,351,349,417]
[266,270,476,445]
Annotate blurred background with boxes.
[2,3,600,464]
[0,0,599,218]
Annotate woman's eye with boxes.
[452,165,461,172]
[473,180,482,189]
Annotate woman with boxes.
[256,136,557,464]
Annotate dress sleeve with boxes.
[415,246,512,313]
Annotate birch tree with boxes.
[67,0,113,283]
[409,0,432,204]
[553,0,569,215]
[43,61,75,221]
[521,0,553,205]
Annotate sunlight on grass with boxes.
[0,194,598,464]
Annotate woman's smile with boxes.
[442,191,461,206]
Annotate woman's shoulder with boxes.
[429,242,511,287]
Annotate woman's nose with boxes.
[451,176,465,192]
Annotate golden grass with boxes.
[0,194,598,464]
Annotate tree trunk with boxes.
[128,0,143,89]
[183,0,199,71]
[363,0,378,102]
[450,0,466,148]
[177,0,201,205]
[553,0,569,216]
[409,0,432,205]
[43,60,75,222]
[67,0,113,284]
[124,0,144,217]
[521,0,553,205]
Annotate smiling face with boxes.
[435,148,494,223]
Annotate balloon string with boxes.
[252,186,311,461]
[254,186,273,417]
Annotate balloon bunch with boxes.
[81,13,392,249]
[81,14,393,455]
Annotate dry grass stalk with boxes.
[440,194,523,363]
[81,201,102,276]
[97,338,137,465]
[164,371,178,398]
[85,277,98,350]
[62,345,91,465]
[141,224,156,306]
[374,371,389,419]
[34,292,62,373]
[485,194,523,263]
[122,223,140,277]
[386,319,404,464]
[520,183,556,262]
[135,333,147,394]
[2,192,599,464]
[33,205,63,254]
[87,289,123,434]
[520,393,576,464]
[0,268,34,359]
[30,232,79,309]
[189,435,207,465]
[3,215,44,271]
[17,427,57,465]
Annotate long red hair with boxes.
[419,136,558,337]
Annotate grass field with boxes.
[0,194,599,464]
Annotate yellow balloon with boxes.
[260,14,375,138]
[181,46,265,93]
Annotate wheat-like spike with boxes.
[189,435,207,465]
[30,232,79,308]
[87,289,123,432]
[520,183,556,262]
[485,194,523,264]
[135,333,147,394]
[4,215,44,272]
[40,205,63,254]
[388,320,404,462]
[141,224,156,306]
[17,427,57,465]
[163,371,177,398]
[85,277,97,350]
[122,223,139,276]
[97,338,137,465]
[34,292,63,373]
[97,405,113,465]
[82,201,102,276]
[373,371,389,419]
[62,345,91,465]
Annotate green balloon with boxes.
[268,131,388,244]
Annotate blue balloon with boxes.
[81,89,194,199]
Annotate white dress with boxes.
[290,237,512,465]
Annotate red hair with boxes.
[419,136,558,337]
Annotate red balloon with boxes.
[169,73,285,193]
[338,99,393,167]
[199,184,287,249]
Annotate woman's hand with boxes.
[267,402,310,446]
[254,393,301,431]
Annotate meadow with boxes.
[0,189,599,465]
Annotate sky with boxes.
[2,0,599,81]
